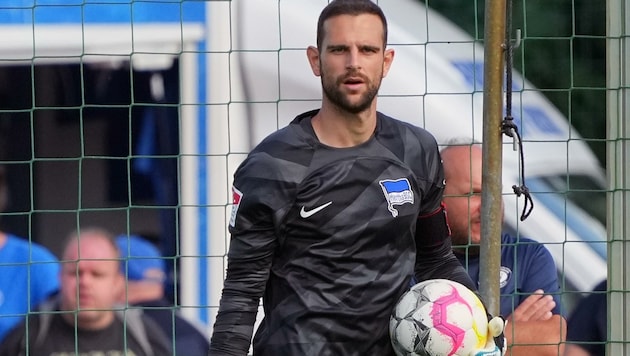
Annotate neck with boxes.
[453,246,480,257]
[62,310,116,331]
[311,104,377,148]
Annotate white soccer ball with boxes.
[389,279,489,356]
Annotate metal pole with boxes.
[606,0,630,353]
[479,0,506,317]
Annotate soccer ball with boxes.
[389,279,488,356]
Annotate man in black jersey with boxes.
[209,1,501,355]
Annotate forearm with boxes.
[210,303,258,355]
[415,249,475,291]
[505,315,566,356]
[210,234,274,355]
[414,236,476,292]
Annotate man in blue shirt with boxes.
[0,232,60,343]
[0,167,60,342]
[441,141,566,356]
[565,279,607,356]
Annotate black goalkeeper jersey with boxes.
[210,110,468,356]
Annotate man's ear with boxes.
[382,48,395,78]
[306,46,321,77]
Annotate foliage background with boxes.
[423,0,607,167]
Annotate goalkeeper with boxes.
[440,140,567,356]
[208,1,503,355]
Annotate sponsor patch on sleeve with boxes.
[229,186,243,227]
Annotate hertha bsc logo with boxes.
[379,178,414,217]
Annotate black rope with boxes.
[503,0,534,221]
[502,120,533,221]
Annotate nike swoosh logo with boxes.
[300,201,333,218]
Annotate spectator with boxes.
[441,140,566,356]
[565,279,607,356]
[0,227,172,356]
[116,234,210,356]
[0,166,59,343]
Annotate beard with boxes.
[451,231,481,256]
[454,244,481,256]
[321,69,381,114]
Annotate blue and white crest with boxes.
[379,178,414,217]
[499,266,512,288]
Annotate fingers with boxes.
[508,290,555,322]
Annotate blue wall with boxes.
[1,0,204,24]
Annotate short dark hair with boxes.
[316,0,388,50]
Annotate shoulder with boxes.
[142,307,210,349]
[3,235,58,263]
[232,111,318,200]
[115,307,173,355]
[501,233,546,250]
[501,233,553,260]
[250,109,318,157]
[236,111,317,177]
[375,112,441,174]
[376,112,441,168]
[140,313,175,355]
[579,280,607,304]
[376,112,439,149]
[592,279,607,292]
[501,233,557,270]
[140,312,165,331]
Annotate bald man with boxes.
[0,227,172,356]
[441,142,566,356]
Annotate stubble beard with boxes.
[321,70,381,114]
[451,230,481,256]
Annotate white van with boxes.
[223,0,607,301]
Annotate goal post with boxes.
[606,0,630,353]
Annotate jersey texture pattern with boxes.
[211,110,458,356]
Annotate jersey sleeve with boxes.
[413,207,476,292]
[210,151,294,355]
[411,128,445,215]
[405,126,475,290]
